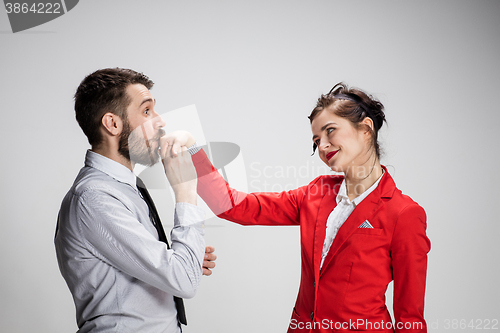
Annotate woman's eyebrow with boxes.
[312,122,337,140]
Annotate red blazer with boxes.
[193,150,430,333]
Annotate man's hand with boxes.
[203,246,217,276]
[160,143,197,204]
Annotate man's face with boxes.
[118,83,166,166]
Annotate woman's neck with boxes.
[344,160,383,202]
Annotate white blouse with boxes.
[320,171,384,268]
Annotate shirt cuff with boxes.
[174,202,205,227]
[187,142,201,155]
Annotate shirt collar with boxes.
[336,169,385,206]
[85,150,138,190]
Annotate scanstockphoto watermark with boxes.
[289,318,425,330]
[249,161,331,192]
[3,0,79,33]
[429,318,499,330]
[249,161,389,195]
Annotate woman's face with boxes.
[311,107,372,173]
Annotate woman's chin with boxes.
[328,164,344,174]
[322,158,344,174]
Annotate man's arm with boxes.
[161,132,217,276]
[76,186,205,298]
[161,142,197,204]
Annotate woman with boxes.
[169,83,430,332]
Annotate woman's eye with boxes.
[327,127,335,134]
[314,139,320,146]
[144,109,149,115]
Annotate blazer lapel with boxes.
[319,192,383,275]
[312,177,340,282]
[319,166,396,275]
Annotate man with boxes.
[55,68,215,333]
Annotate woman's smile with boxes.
[326,150,339,160]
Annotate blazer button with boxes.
[313,281,316,288]
[310,311,314,320]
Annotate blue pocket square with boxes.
[359,220,374,228]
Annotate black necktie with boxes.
[136,177,187,326]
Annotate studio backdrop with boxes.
[0,1,499,332]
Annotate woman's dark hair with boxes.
[308,82,386,159]
[74,68,154,147]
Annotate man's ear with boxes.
[101,112,123,136]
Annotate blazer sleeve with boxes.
[390,203,431,333]
[192,148,310,226]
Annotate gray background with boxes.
[1,1,499,332]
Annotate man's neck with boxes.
[91,146,134,171]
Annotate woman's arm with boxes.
[192,148,308,226]
[390,204,431,333]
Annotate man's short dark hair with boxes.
[74,68,154,147]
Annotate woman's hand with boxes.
[160,130,196,157]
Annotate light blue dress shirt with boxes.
[55,150,205,333]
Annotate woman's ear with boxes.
[360,116,374,133]
[359,117,375,146]
[101,112,123,136]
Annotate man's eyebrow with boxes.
[140,98,155,106]
[312,122,337,140]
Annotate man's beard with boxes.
[118,121,165,167]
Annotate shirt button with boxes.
[310,311,314,320]
[313,281,316,288]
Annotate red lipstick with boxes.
[326,150,339,160]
